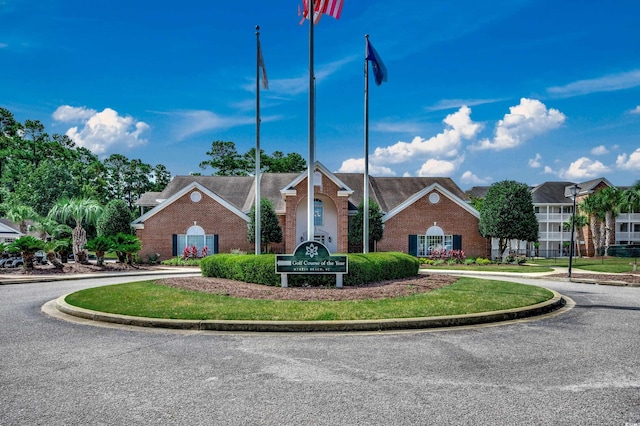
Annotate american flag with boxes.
[299,0,343,24]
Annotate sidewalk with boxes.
[422,266,640,287]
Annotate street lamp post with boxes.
[568,184,580,278]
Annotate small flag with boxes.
[366,39,387,86]
[258,40,268,90]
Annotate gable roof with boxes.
[576,177,614,194]
[382,182,479,222]
[531,181,576,203]
[0,219,23,238]
[132,181,250,228]
[132,170,476,223]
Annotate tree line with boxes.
[0,108,171,216]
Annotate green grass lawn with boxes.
[530,256,639,273]
[64,278,554,321]
[420,264,553,273]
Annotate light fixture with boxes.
[567,184,580,278]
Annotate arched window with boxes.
[175,224,216,257]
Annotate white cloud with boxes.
[426,98,502,111]
[547,69,640,98]
[52,105,98,122]
[53,106,149,154]
[561,157,610,180]
[529,153,542,168]
[0,43,7,48]
[417,156,464,177]
[590,145,609,155]
[474,98,565,151]
[371,106,481,164]
[630,106,640,115]
[336,158,396,176]
[616,148,640,170]
[372,120,423,134]
[460,170,491,185]
[162,110,255,141]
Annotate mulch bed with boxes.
[156,274,459,301]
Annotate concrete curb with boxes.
[0,267,200,285]
[53,290,566,333]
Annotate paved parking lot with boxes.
[1,274,639,425]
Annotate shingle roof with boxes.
[531,181,576,203]
[142,172,467,215]
[466,186,490,199]
[135,192,162,207]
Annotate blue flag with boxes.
[366,39,387,86]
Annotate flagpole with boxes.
[363,35,370,254]
[255,25,262,255]
[307,0,316,244]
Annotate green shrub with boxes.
[200,252,419,287]
[475,257,491,265]
[162,256,203,266]
[464,257,476,265]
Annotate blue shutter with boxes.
[453,235,462,250]
[408,235,418,256]
[172,234,177,257]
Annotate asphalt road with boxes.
[1,275,639,425]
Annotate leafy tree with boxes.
[8,235,45,270]
[479,180,538,258]
[200,142,307,176]
[348,199,384,251]
[266,151,307,173]
[151,164,172,191]
[199,141,247,176]
[85,236,114,266]
[97,199,134,237]
[247,198,282,253]
[48,197,103,264]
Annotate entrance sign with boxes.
[276,241,348,287]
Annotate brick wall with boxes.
[136,189,252,260]
[377,189,490,258]
[283,173,350,253]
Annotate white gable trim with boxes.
[280,161,354,197]
[0,221,22,236]
[132,182,250,229]
[382,183,479,223]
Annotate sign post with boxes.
[276,241,348,288]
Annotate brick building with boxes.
[132,162,490,260]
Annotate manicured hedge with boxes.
[200,252,420,287]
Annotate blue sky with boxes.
[2,0,640,189]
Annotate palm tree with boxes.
[48,197,103,264]
[4,204,38,234]
[8,236,44,270]
[563,213,588,257]
[110,233,142,265]
[580,195,605,256]
[85,236,114,266]
[596,187,620,255]
[43,240,65,269]
[620,182,640,213]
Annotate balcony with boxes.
[536,213,571,222]
[538,231,571,241]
